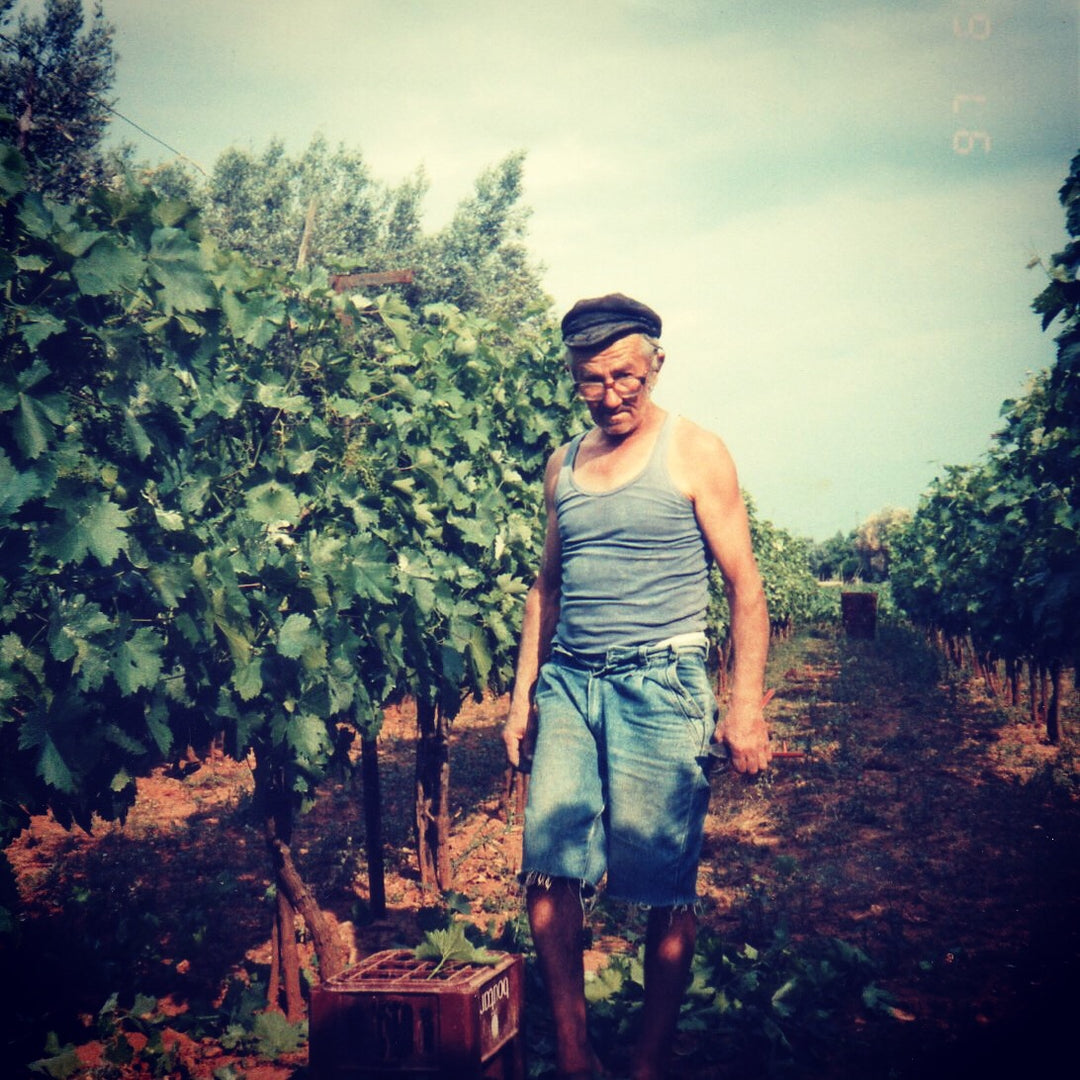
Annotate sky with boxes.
[93,0,1079,540]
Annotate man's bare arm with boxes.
[673,420,771,773]
[502,449,564,768]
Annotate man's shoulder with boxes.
[671,415,730,460]
[548,437,576,468]
[669,416,738,496]
[542,439,574,491]
[548,428,591,466]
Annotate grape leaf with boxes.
[285,712,331,761]
[73,238,146,297]
[19,715,77,794]
[278,613,318,659]
[348,543,396,605]
[0,449,43,515]
[16,308,66,348]
[232,658,264,701]
[413,921,498,977]
[148,227,215,313]
[246,481,302,525]
[43,496,130,566]
[110,628,164,695]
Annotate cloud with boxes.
[101,0,1078,538]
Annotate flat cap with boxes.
[561,292,662,350]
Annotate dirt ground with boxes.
[6,623,1080,1078]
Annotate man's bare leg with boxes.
[526,878,596,1078]
[631,905,697,1080]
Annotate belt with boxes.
[551,630,709,672]
[650,631,709,651]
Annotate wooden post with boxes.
[331,269,416,291]
[415,699,453,892]
[330,270,416,330]
[296,196,319,269]
[361,735,386,919]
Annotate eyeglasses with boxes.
[573,373,649,402]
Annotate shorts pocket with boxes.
[660,653,712,721]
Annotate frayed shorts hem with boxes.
[518,870,598,898]
[519,870,701,912]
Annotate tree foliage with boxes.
[804,509,910,585]
[0,138,576,987]
[750,505,823,639]
[157,137,549,335]
[198,134,402,272]
[808,530,859,582]
[0,0,116,199]
[708,495,822,657]
[415,150,547,325]
[132,128,556,897]
[852,507,910,583]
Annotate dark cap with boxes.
[561,292,662,350]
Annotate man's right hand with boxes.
[502,704,536,771]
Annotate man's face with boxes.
[570,334,661,438]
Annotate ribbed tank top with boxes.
[552,413,709,653]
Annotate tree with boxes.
[0,138,575,1015]
[1029,147,1080,678]
[891,149,1080,740]
[414,150,549,327]
[708,495,822,689]
[0,0,116,199]
[166,140,550,334]
[853,507,911,582]
[167,137,557,888]
[808,530,858,582]
[198,134,409,271]
[140,156,203,203]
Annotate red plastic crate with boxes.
[309,949,525,1079]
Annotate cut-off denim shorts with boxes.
[521,634,717,908]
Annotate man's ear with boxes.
[652,348,666,374]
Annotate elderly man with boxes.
[503,293,771,1079]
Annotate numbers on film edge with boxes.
[952,12,992,156]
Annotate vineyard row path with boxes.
[7,622,1080,1077]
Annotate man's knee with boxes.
[526,875,589,930]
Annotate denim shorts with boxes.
[521,635,717,908]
